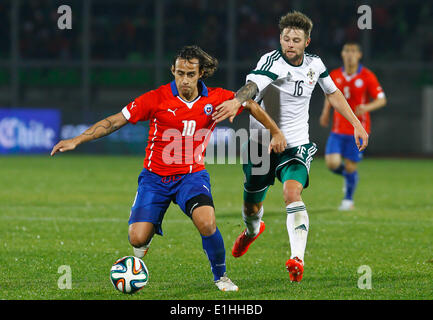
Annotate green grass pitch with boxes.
[1,155,432,300]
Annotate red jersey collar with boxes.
[170,80,209,98]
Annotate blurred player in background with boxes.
[50,45,286,292]
[319,42,386,211]
[212,11,368,282]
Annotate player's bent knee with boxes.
[344,160,358,173]
[197,219,216,237]
[283,180,303,204]
[326,162,339,170]
[188,195,216,237]
[128,222,154,248]
[192,206,216,236]
[129,233,152,248]
[325,155,341,170]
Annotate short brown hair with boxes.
[172,45,218,79]
[279,11,313,39]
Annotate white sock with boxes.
[133,238,153,259]
[243,206,264,237]
[286,201,309,262]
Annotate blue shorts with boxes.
[325,132,364,162]
[128,168,213,236]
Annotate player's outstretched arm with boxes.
[326,89,369,151]
[244,99,287,154]
[212,81,258,123]
[50,112,128,156]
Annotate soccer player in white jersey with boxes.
[212,11,369,282]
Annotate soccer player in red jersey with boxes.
[50,45,287,291]
[319,42,386,210]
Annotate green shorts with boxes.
[242,140,317,204]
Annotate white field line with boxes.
[0,215,191,224]
[0,213,431,227]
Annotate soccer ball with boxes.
[110,256,149,294]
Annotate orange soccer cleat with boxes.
[231,221,265,258]
[285,256,304,282]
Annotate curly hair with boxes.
[172,45,218,79]
[279,11,313,39]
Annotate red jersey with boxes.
[330,65,385,135]
[122,81,240,176]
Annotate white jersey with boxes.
[246,49,337,148]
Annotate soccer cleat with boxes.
[285,257,304,282]
[214,273,239,292]
[338,199,354,211]
[231,221,265,258]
